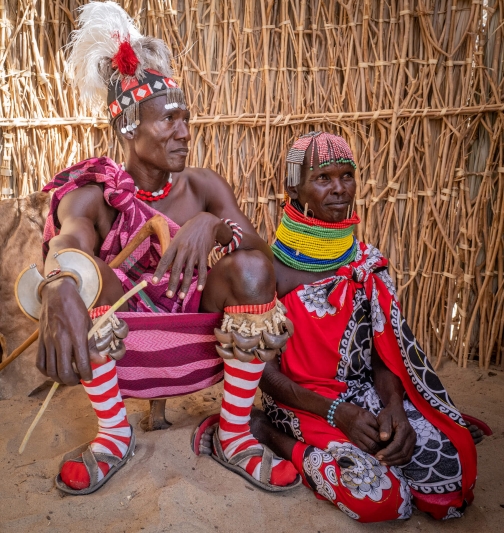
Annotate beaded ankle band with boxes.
[224,295,277,314]
[89,305,129,361]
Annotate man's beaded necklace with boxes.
[134,174,173,202]
[120,163,173,202]
[272,203,360,272]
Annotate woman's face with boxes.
[288,147,356,223]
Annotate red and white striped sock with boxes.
[59,357,131,490]
[218,346,297,486]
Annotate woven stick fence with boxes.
[0,0,503,371]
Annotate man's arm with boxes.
[371,347,417,465]
[154,169,272,299]
[202,170,273,259]
[261,359,382,454]
[37,185,114,385]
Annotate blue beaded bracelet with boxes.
[327,398,344,428]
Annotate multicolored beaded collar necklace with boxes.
[272,203,360,272]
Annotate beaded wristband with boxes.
[213,219,243,254]
[327,398,344,428]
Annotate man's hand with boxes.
[152,212,232,299]
[375,402,417,466]
[36,278,105,385]
[333,403,381,454]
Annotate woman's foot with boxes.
[249,407,298,461]
[467,423,484,445]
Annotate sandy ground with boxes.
[0,359,503,533]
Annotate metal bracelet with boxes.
[37,270,80,298]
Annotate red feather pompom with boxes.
[112,40,139,77]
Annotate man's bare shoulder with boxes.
[181,167,228,188]
[179,167,235,209]
[58,183,115,223]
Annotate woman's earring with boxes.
[304,202,309,218]
[347,204,351,219]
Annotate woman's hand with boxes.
[375,402,417,466]
[333,403,381,454]
[152,212,232,299]
[36,278,106,385]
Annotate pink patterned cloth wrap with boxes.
[42,156,200,313]
[43,157,224,398]
[115,312,223,399]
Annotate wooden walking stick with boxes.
[0,330,39,372]
[1,214,170,372]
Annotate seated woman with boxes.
[198,132,479,522]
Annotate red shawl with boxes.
[280,241,477,507]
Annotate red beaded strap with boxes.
[224,294,277,315]
[89,305,111,320]
[285,203,360,228]
[213,219,243,254]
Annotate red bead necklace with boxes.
[134,174,172,202]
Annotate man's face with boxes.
[126,94,191,173]
[289,146,356,223]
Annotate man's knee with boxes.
[220,249,275,303]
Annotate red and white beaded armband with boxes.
[213,219,243,254]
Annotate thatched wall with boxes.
[0,0,503,370]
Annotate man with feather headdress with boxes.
[38,1,299,495]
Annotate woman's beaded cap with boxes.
[286,132,356,186]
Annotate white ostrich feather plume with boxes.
[66,1,174,114]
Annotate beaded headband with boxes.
[108,69,186,133]
[286,132,356,187]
